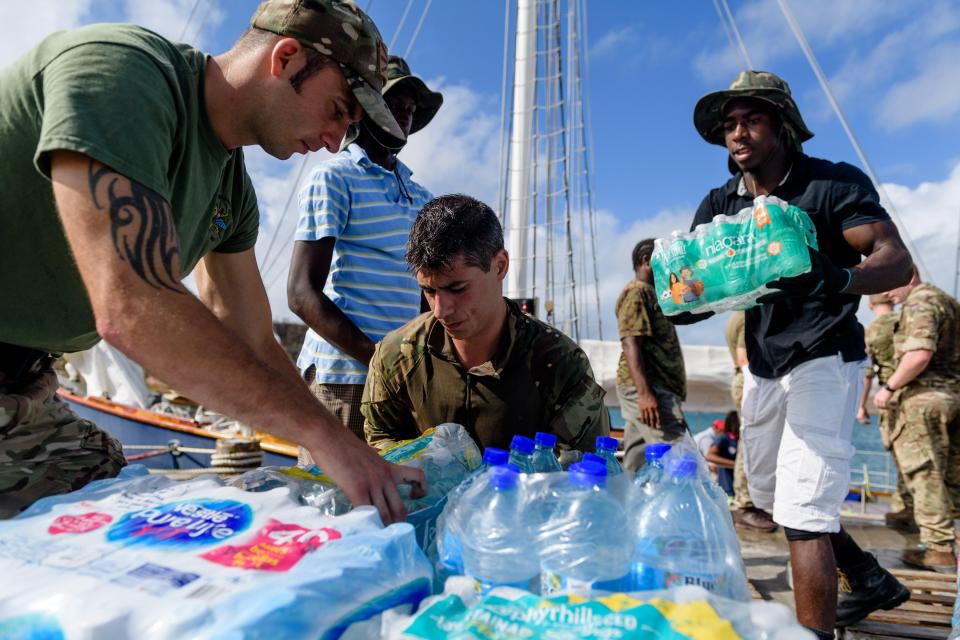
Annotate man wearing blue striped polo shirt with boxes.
[288,56,442,453]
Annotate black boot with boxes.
[835,553,910,627]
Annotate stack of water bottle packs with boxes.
[652,194,819,316]
[235,422,483,551]
[436,432,752,602]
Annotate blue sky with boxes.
[4,0,959,346]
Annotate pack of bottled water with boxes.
[0,465,432,639]
[234,422,482,553]
[437,433,751,601]
[652,194,819,316]
[386,581,815,640]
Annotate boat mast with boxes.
[505,0,538,300]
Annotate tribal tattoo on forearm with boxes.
[87,161,183,292]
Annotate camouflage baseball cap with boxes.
[382,55,443,134]
[693,70,814,148]
[251,0,404,140]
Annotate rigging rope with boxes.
[403,0,433,59]
[388,0,415,52]
[714,0,753,69]
[179,0,203,42]
[257,155,311,276]
[496,0,513,224]
[774,0,929,279]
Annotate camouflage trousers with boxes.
[877,410,914,514]
[888,387,960,550]
[730,369,755,510]
[617,383,690,473]
[0,367,126,518]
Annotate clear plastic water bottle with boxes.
[633,443,671,499]
[508,435,536,473]
[594,436,623,475]
[437,447,511,578]
[630,453,750,600]
[539,461,633,596]
[532,432,563,472]
[461,464,539,594]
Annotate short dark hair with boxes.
[632,238,655,270]
[407,194,504,273]
[235,27,337,93]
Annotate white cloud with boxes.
[399,80,501,203]
[875,42,960,129]
[124,0,224,49]
[0,1,93,68]
[590,26,636,59]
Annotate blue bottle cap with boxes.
[482,447,509,466]
[510,435,535,455]
[644,443,672,462]
[534,432,557,449]
[582,452,606,466]
[595,435,618,452]
[568,460,607,488]
[666,454,699,479]
[489,464,520,489]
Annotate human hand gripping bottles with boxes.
[652,194,819,316]
[629,453,751,600]
[538,461,633,596]
[460,465,540,594]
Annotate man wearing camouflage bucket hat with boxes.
[677,70,915,635]
[287,54,443,454]
[0,0,426,524]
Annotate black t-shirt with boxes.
[692,153,890,378]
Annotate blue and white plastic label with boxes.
[106,499,253,548]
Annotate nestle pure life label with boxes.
[652,195,818,316]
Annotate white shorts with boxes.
[740,354,864,533]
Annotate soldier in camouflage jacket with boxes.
[362,194,609,453]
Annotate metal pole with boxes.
[506,0,538,299]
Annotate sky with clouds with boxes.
[3,0,959,348]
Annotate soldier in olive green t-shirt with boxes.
[0,1,425,524]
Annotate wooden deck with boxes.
[738,506,956,639]
[840,568,955,640]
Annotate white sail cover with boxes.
[580,340,734,414]
[63,341,152,408]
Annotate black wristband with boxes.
[880,383,894,392]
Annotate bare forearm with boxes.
[292,293,375,365]
[623,339,652,394]
[886,350,933,390]
[845,236,913,296]
[102,290,334,451]
[859,376,872,408]
[705,452,735,469]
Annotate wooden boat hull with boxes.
[58,389,297,469]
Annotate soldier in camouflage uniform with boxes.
[614,239,690,473]
[858,293,915,528]
[363,194,609,452]
[0,0,426,524]
[875,272,960,571]
[726,311,777,532]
